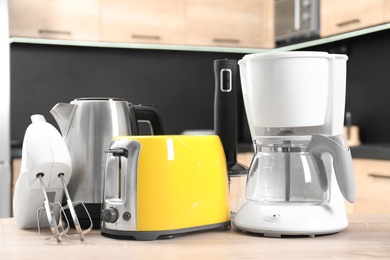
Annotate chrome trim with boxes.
[257,146,309,153]
[102,139,140,231]
[220,68,232,92]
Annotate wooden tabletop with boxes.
[1,215,390,259]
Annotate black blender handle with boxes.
[214,59,238,156]
[214,59,248,176]
[133,105,164,135]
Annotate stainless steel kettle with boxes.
[50,97,164,228]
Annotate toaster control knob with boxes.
[103,207,118,223]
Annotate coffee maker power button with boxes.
[264,211,282,222]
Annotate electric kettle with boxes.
[50,97,164,228]
[101,135,231,240]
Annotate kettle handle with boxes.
[131,105,164,135]
[309,134,356,203]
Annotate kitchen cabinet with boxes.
[100,0,186,45]
[8,0,275,48]
[385,0,390,21]
[320,0,386,37]
[101,0,274,48]
[346,158,390,214]
[8,0,100,41]
[185,0,274,48]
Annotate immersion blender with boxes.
[214,59,248,176]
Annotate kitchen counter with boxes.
[1,215,389,259]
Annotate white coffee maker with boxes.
[233,51,356,237]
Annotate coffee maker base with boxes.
[233,200,348,238]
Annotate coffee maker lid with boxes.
[241,51,347,60]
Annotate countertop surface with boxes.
[1,215,390,259]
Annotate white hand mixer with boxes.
[13,115,92,243]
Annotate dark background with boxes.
[302,29,390,145]
[10,28,390,156]
[10,43,250,149]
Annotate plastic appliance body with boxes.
[238,52,348,139]
[234,51,355,237]
[233,155,348,237]
[13,115,71,229]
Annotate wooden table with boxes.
[1,215,389,259]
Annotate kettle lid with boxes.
[74,97,125,102]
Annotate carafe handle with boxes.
[309,153,329,193]
[132,105,164,135]
[309,134,356,203]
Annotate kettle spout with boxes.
[50,103,77,139]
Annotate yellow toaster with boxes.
[101,135,231,240]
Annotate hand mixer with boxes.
[13,115,92,242]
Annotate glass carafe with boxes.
[245,137,328,204]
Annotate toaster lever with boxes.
[106,148,127,157]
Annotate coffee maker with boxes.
[233,52,356,237]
